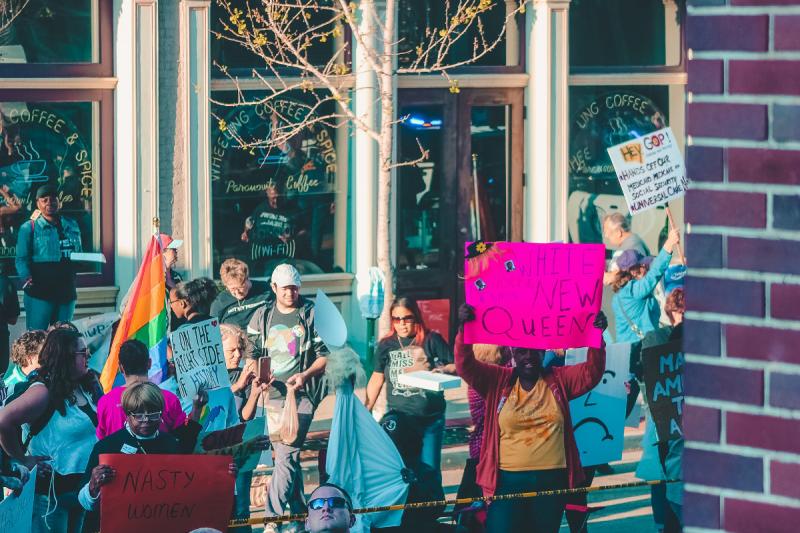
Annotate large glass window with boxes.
[211,93,345,277]
[0,0,98,64]
[570,0,682,68]
[0,99,105,276]
[397,0,520,69]
[567,86,675,251]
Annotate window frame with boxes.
[0,88,115,287]
[0,0,113,78]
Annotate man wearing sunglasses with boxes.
[305,483,356,533]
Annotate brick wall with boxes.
[684,1,800,531]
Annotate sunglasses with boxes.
[308,496,350,511]
[128,411,162,422]
[391,315,415,324]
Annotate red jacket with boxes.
[455,332,606,497]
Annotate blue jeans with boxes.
[24,294,75,331]
[234,470,254,533]
[419,414,446,488]
[486,468,568,533]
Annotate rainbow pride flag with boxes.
[100,234,169,392]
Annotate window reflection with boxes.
[397,106,443,271]
[570,0,682,68]
[567,86,671,252]
[470,106,509,242]
[0,0,95,63]
[0,101,99,274]
[211,94,342,277]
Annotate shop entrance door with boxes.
[395,88,524,341]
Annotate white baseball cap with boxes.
[271,263,302,288]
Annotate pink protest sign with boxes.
[463,241,605,349]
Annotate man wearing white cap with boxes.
[247,263,329,531]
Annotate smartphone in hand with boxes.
[257,356,271,383]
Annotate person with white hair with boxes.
[247,263,329,532]
[601,212,651,285]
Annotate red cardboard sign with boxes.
[99,453,234,533]
[418,299,451,343]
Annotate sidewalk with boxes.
[247,383,654,531]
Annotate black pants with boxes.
[486,468,568,533]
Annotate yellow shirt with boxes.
[498,379,566,471]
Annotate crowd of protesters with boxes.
[0,190,685,533]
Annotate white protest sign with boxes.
[314,289,348,348]
[607,127,688,215]
[567,343,631,467]
[74,311,119,373]
[0,466,36,533]
[170,318,229,399]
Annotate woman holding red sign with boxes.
[456,304,608,533]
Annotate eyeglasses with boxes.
[128,411,162,422]
[308,497,350,511]
[391,315,415,324]
[75,349,90,358]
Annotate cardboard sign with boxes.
[74,311,119,373]
[99,454,234,533]
[567,344,631,467]
[607,127,688,215]
[170,319,228,398]
[418,299,451,343]
[642,340,684,442]
[0,466,36,533]
[464,242,605,349]
[195,416,273,470]
[197,386,240,433]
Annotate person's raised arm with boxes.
[630,228,679,301]
[557,312,608,400]
[455,304,506,398]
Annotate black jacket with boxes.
[246,296,329,407]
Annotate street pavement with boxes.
[247,383,658,532]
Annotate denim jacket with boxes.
[15,214,82,280]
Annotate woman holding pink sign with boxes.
[456,304,608,533]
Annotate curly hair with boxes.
[10,330,46,368]
[665,287,685,325]
[174,277,219,315]
[33,328,84,411]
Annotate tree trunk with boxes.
[376,0,396,336]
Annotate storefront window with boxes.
[211,94,344,277]
[567,86,675,252]
[0,0,97,64]
[397,0,514,68]
[0,100,101,274]
[570,0,682,68]
[211,0,339,75]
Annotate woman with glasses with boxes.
[364,297,455,499]
[77,382,233,532]
[0,328,100,533]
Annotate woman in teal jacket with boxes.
[610,228,680,343]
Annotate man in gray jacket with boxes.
[248,263,328,531]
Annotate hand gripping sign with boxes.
[463,241,605,350]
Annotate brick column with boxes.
[684,1,800,531]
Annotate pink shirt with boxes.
[96,385,187,439]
